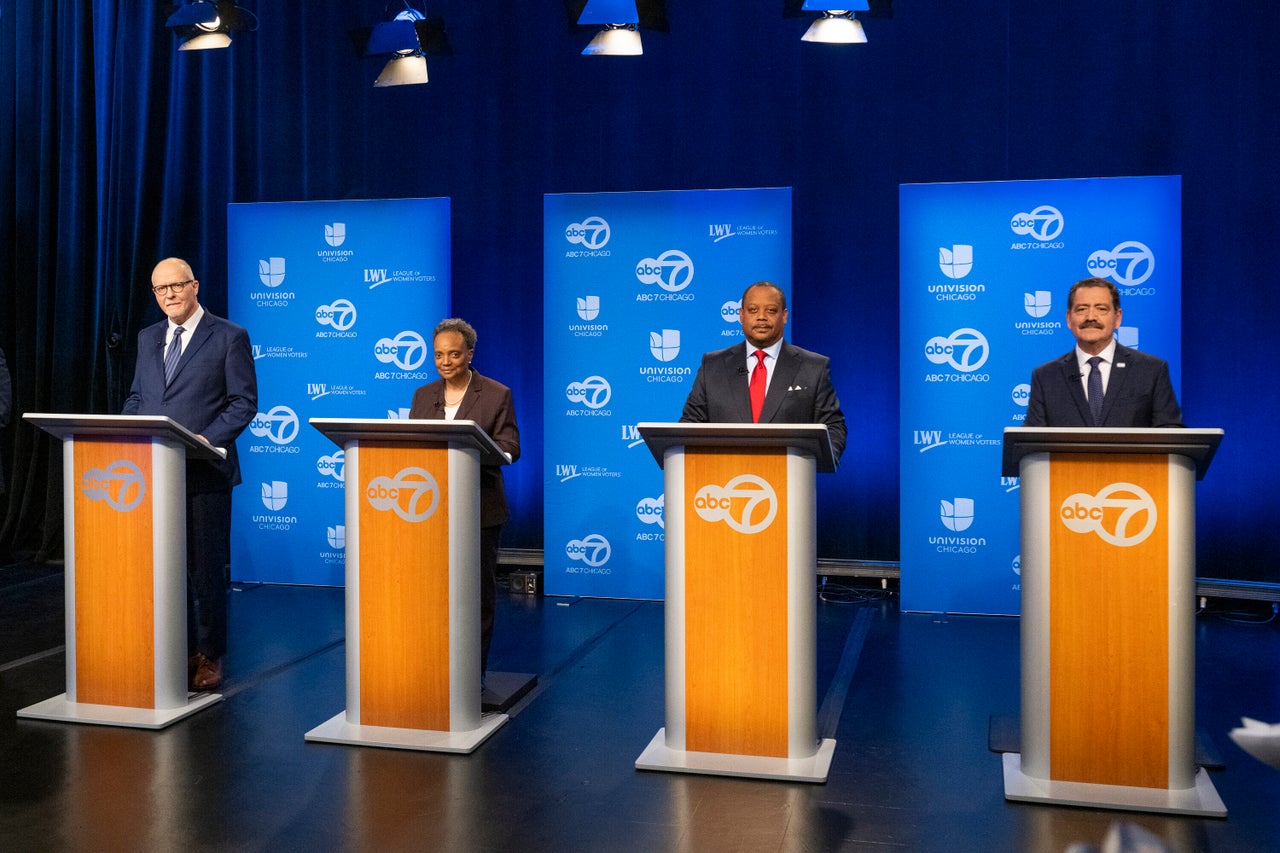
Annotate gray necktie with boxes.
[164,326,185,386]
[1086,355,1104,426]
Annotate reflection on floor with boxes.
[1,562,1277,852]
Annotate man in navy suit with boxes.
[1024,277,1182,428]
[681,281,847,462]
[123,258,258,690]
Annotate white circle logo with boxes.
[693,475,778,535]
[1059,482,1157,547]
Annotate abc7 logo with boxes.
[1009,205,1064,242]
[924,328,990,372]
[635,249,695,292]
[565,375,611,409]
[565,533,611,567]
[636,495,664,528]
[693,475,778,535]
[374,330,428,371]
[316,450,345,482]
[565,216,611,250]
[1059,482,1157,547]
[315,299,357,331]
[249,405,300,445]
[366,467,440,523]
[721,300,740,323]
[81,461,146,512]
[1011,383,1030,407]
[1086,241,1155,287]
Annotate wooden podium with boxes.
[304,418,510,753]
[634,422,837,782]
[19,413,228,728]
[1001,426,1226,816]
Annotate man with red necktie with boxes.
[680,281,847,463]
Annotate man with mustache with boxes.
[680,280,847,462]
[1024,277,1182,427]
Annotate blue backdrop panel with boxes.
[899,176,1182,615]
[228,198,450,585]
[544,188,792,599]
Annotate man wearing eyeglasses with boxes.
[123,257,258,691]
[1024,277,1182,428]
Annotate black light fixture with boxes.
[353,2,452,87]
[165,1,257,51]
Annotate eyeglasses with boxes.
[152,280,194,296]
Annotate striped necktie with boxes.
[164,326,185,386]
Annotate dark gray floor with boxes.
[1,561,1277,852]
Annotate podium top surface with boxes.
[1002,426,1224,479]
[309,417,509,466]
[636,422,837,473]
[23,413,227,461]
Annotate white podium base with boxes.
[17,692,223,729]
[304,710,508,754]
[1002,753,1226,817]
[635,728,835,783]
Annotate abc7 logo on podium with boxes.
[80,461,147,512]
[366,467,440,523]
[693,475,778,535]
[1059,482,1157,548]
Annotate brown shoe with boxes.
[192,654,224,691]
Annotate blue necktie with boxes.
[164,326,185,386]
[1086,355,1104,426]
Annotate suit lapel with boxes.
[1098,345,1132,425]
[760,343,800,423]
[167,315,216,389]
[724,345,753,422]
[1060,353,1093,426]
[454,373,482,421]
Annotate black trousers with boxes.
[480,523,502,675]
[187,489,231,659]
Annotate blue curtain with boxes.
[2,2,1279,583]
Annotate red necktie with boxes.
[750,349,767,423]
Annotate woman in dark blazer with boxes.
[409,318,520,677]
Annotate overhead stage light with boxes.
[787,0,893,44]
[802,11,867,44]
[354,3,452,87]
[571,0,667,57]
[165,1,257,51]
[582,24,642,56]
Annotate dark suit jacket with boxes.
[1024,343,1183,428]
[0,346,10,494]
[123,311,258,492]
[409,369,520,528]
[680,340,848,462]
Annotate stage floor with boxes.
[1,560,1278,852]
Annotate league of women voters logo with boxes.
[81,461,146,512]
[366,467,440,523]
[694,475,778,535]
[1059,482,1158,547]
